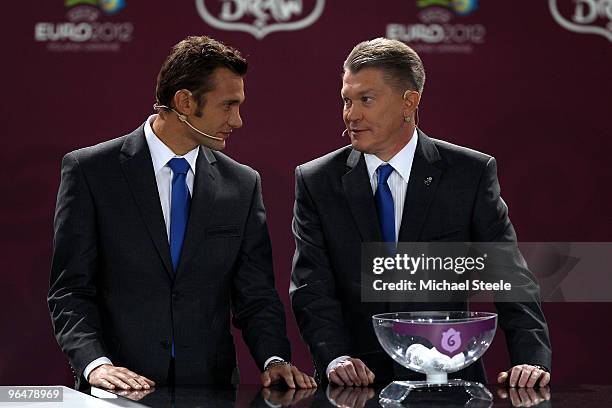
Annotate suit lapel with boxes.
[342,149,382,242]
[398,129,444,242]
[120,126,174,280]
[175,147,218,279]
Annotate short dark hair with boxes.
[155,36,247,115]
[343,38,425,93]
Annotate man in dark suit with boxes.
[49,36,315,391]
[290,38,551,388]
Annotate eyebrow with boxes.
[222,98,243,105]
[341,88,376,98]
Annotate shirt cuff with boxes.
[84,357,113,382]
[263,356,285,371]
[326,355,351,379]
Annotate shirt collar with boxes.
[364,128,418,183]
[144,114,199,174]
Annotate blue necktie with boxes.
[167,158,191,358]
[167,158,191,272]
[375,164,395,243]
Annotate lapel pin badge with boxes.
[424,176,433,186]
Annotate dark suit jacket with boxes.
[48,125,290,389]
[290,129,551,384]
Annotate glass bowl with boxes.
[372,311,497,405]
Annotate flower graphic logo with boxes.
[441,328,462,353]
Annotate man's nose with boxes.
[345,105,362,123]
[229,108,243,129]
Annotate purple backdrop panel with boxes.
[2,0,612,386]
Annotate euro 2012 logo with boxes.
[417,0,478,16]
[34,0,133,51]
[65,0,126,14]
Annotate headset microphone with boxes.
[342,129,349,138]
[153,103,225,141]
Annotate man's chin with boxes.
[200,138,226,151]
[350,139,371,154]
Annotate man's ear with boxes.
[403,90,421,117]
[172,90,196,116]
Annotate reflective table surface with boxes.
[88,384,612,408]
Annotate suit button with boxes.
[172,292,179,301]
[160,340,170,349]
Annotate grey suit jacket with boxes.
[290,129,551,384]
[48,124,290,389]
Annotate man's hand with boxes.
[497,364,550,388]
[261,364,317,388]
[328,358,375,387]
[89,364,155,390]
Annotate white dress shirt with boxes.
[145,115,199,237]
[326,129,418,379]
[363,128,418,242]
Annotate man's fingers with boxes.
[292,368,307,388]
[497,371,509,384]
[116,369,150,389]
[121,370,149,390]
[90,366,155,391]
[502,365,551,389]
[134,375,154,389]
[518,367,534,387]
[107,375,131,390]
[97,378,115,390]
[281,368,296,389]
[343,363,361,385]
[329,371,345,386]
[261,371,272,387]
[540,386,551,400]
[351,360,370,386]
[139,375,155,386]
[298,372,309,389]
[339,359,361,386]
[509,365,523,387]
[334,366,353,386]
[539,372,551,387]
[297,372,315,389]
[309,376,317,388]
[120,374,142,390]
[114,371,142,390]
[366,368,375,384]
[141,377,155,387]
[128,377,143,390]
[526,369,542,388]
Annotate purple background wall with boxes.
[2,1,611,386]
